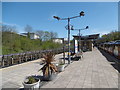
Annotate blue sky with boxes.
[2,2,118,39]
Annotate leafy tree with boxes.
[50,31,58,39]
[2,30,61,55]
[24,25,33,38]
[2,24,61,55]
[2,24,17,33]
[36,30,58,41]
[36,30,45,41]
[98,30,120,44]
[24,25,33,33]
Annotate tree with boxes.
[43,31,50,41]
[50,31,58,39]
[36,30,45,41]
[100,30,120,43]
[24,25,33,33]
[24,25,33,38]
[36,30,58,41]
[43,31,58,41]
[2,25,17,33]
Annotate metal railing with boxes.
[98,41,120,60]
[0,48,70,68]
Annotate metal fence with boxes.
[0,48,70,68]
[98,41,120,60]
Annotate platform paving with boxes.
[1,48,119,89]
[1,53,67,89]
[41,48,118,88]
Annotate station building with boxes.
[73,34,99,53]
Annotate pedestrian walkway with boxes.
[41,48,118,88]
[1,53,66,88]
[1,48,119,89]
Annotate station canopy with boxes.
[73,34,100,40]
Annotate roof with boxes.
[52,38,68,41]
[73,34,100,40]
[103,40,120,45]
[20,33,39,36]
[52,38,64,40]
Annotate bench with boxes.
[75,51,83,58]
[71,51,83,61]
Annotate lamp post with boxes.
[71,26,89,52]
[53,11,85,64]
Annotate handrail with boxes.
[0,47,73,68]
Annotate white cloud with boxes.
[2,22,20,27]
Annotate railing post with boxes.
[2,55,4,67]
[11,55,14,65]
[7,56,9,66]
[18,55,21,63]
[30,54,32,60]
[25,55,27,62]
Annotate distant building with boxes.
[20,33,40,39]
[52,38,68,44]
[29,33,39,39]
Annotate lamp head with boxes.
[80,11,85,16]
[86,26,89,29]
[53,16,60,20]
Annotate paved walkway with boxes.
[1,53,66,88]
[1,48,119,89]
[41,48,118,88]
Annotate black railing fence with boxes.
[0,48,73,68]
[98,41,120,60]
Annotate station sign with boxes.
[74,39,78,53]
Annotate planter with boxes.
[55,63,59,67]
[43,72,57,81]
[23,77,40,89]
[57,64,65,72]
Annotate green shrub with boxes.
[2,32,62,55]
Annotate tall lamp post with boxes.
[53,11,85,64]
[71,26,89,52]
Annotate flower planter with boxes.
[57,64,65,72]
[39,52,58,81]
[23,77,40,89]
[43,72,57,81]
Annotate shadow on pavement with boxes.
[98,48,120,73]
[59,57,81,61]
